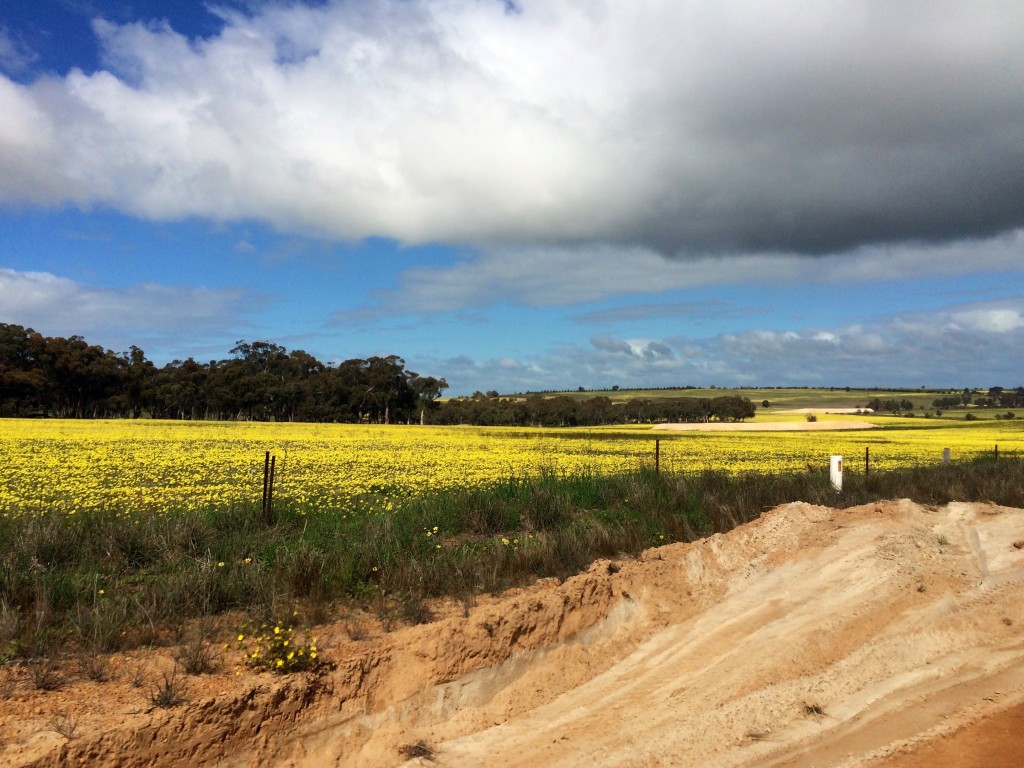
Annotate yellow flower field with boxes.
[1,417,1021,516]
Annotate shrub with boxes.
[237,619,321,674]
[149,667,187,708]
[175,635,222,675]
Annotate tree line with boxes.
[866,388,1024,416]
[431,392,756,427]
[0,325,446,423]
[931,387,1024,411]
[0,324,761,426]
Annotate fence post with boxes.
[267,455,276,525]
[865,446,870,476]
[995,444,998,460]
[942,447,950,466]
[261,451,277,525]
[655,439,660,474]
[830,455,843,492]
[261,451,271,522]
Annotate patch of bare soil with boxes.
[2,500,1023,767]
[652,420,876,431]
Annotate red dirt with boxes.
[2,499,1022,767]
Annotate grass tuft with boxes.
[149,667,187,709]
[175,635,222,676]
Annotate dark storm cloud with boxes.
[0,2,1021,256]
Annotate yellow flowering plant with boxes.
[236,619,321,674]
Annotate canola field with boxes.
[1,417,1021,516]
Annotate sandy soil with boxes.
[2,500,1023,767]
[652,420,877,431]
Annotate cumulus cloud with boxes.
[422,296,1024,394]
[947,304,1024,334]
[0,267,258,354]
[591,334,635,356]
[590,335,676,361]
[1,1,1023,255]
[700,300,1024,386]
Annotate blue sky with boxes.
[1,1,1022,395]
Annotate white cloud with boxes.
[948,307,1024,334]
[0,267,258,354]
[1,1,1023,254]
[425,296,1024,393]
[0,27,37,76]
[364,230,1024,313]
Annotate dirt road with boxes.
[3,499,1022,767]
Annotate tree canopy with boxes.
[0,324,444,423]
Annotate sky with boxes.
[1,1,1022,396]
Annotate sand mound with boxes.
[3,500,1023,767]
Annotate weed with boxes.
[149,667,187,709]
[73,591,129,654]
[175,636,221,675]
[397,591,433,626]
[78,651,111,682]
[0,681,13,701]
[28,656,62,691]
[129,661,148,689]
[50,712,80,740]
[803,703,826,716]
[345,622,368,641]
[0,599,20,659]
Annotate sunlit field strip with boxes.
[1,418,1022,516]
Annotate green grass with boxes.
[1,456,1021,661]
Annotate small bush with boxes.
[28,656,62,691]
[78,651,111,682]
[149,667,187,708]
[50,712,80,740]
[175,637,221,675]
[237,620,321,674]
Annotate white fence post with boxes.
[942,447,951,466]
[830,455,843,492]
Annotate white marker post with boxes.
[830,455,843,492]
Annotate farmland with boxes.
[2,416,1023,517]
